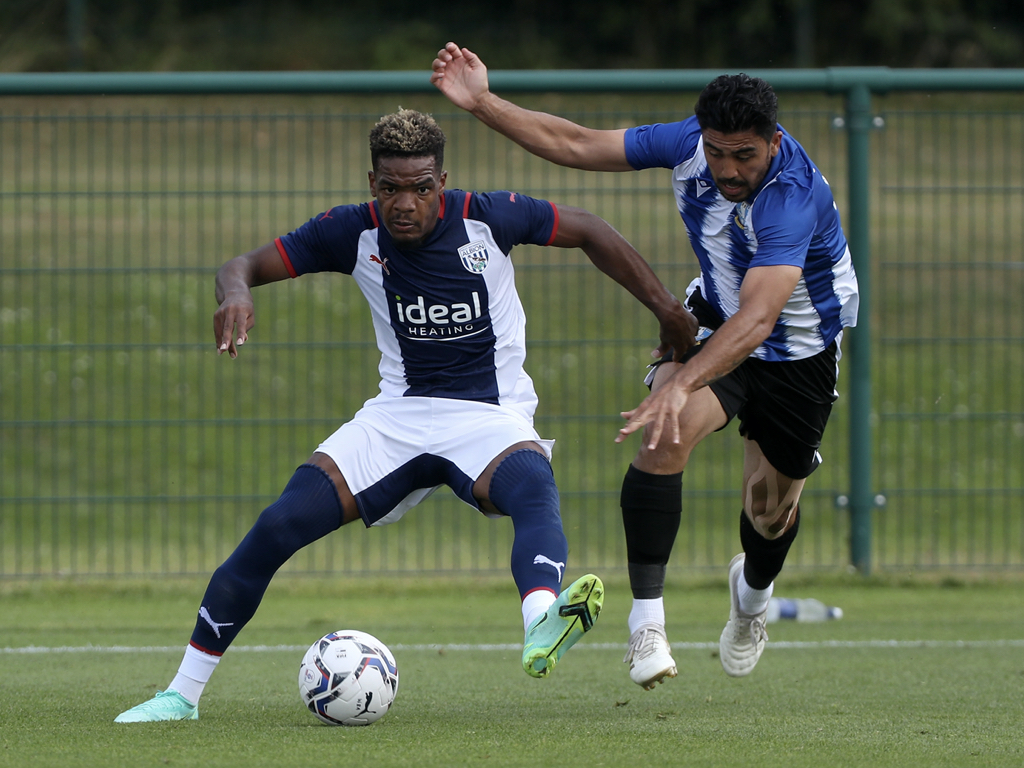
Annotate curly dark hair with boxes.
[369,108,446,171]
[694,74,778,143]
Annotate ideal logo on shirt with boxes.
[395,292,485,338]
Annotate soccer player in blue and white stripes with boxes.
[434,44,859,689]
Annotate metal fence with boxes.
[1,70,1022,578]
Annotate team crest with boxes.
[734,201,752,232]
[458,241,490,273]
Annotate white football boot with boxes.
[719,553,769,677]
[624,623,678,690]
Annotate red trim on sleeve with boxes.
[274,237,298,278]
[462,192,471,219]
[368,200,380,228]
[546,202,560,245]
[188,640,224,657]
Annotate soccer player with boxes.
[432,44,859,689]
[114,109,693,722]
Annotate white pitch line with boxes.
[2,639,1023,655]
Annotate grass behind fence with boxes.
[1,92,1023,576]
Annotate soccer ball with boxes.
[297,630,399,726]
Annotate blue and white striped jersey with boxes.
[625,116,859,362]
[276,189,558,421]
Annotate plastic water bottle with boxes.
[765,597,843,623]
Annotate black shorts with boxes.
[650,294,839,480]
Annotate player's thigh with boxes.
[741,436,804,538]
[313,400,434,526]
[632,361,728,474]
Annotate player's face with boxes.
[701,128,782,203]
[369,155,447,248]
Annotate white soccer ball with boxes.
[297,630,399,726]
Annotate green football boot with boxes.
[114,689,199,722]
[522,573,604,678]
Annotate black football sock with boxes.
[620,464,682,599]
[738,507,801,589]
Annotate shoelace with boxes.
[623,626,666,663]
[747,616,769,646]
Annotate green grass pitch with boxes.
[2,574,1022,768]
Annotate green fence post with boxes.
[845,82,873,574]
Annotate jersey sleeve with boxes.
[624,117,702,171]
[464,191,558,253]
[274,203,373,277]
[748,178,817,269]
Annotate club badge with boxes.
[458,241,489,273]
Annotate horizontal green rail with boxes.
[0,68,1023,96]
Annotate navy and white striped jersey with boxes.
[275,189,558,420]
[625,116,859,362]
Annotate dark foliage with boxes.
[1,0,1022,72]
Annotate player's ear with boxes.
[438,170,447,191]
[368,170,377,197]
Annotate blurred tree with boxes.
[0,0,1021,72]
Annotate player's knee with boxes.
[746,500,797,539]
[487,448,560,527]
[243,464,344,559]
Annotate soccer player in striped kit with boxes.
[433,44,859,689]
[114,109,692,722]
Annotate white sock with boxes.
[522,589,557,633]
[628,597,665,634]
[737,572,774,615]
[169,644,220,705]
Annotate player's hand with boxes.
[653,304,699,362]
[213,292,255,359]
[615,379,690,450]
[431,42,489,111]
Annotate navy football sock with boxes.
[488,449,568,598]
[189,464,343,655]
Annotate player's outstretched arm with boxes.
[616,264,803,448]
[552,205,697,360]
[431,42,633,172]
[213,242,291,358]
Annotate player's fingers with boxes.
[235,312,252,350]
[615,405,649,442]
[215,312,234,354]
[668,411,682,445]
[644,414,666,451]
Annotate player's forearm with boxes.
[579,233,681,319]
[214,256,257,305]
[215,243,289,303]
[470,92,629,172]
[673,311,774,393]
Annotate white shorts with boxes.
[315,396,554,527]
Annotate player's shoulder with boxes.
[460,189,548,219]
[313,200,378,230]
[625,115,702,170]
[759,134,820,202]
